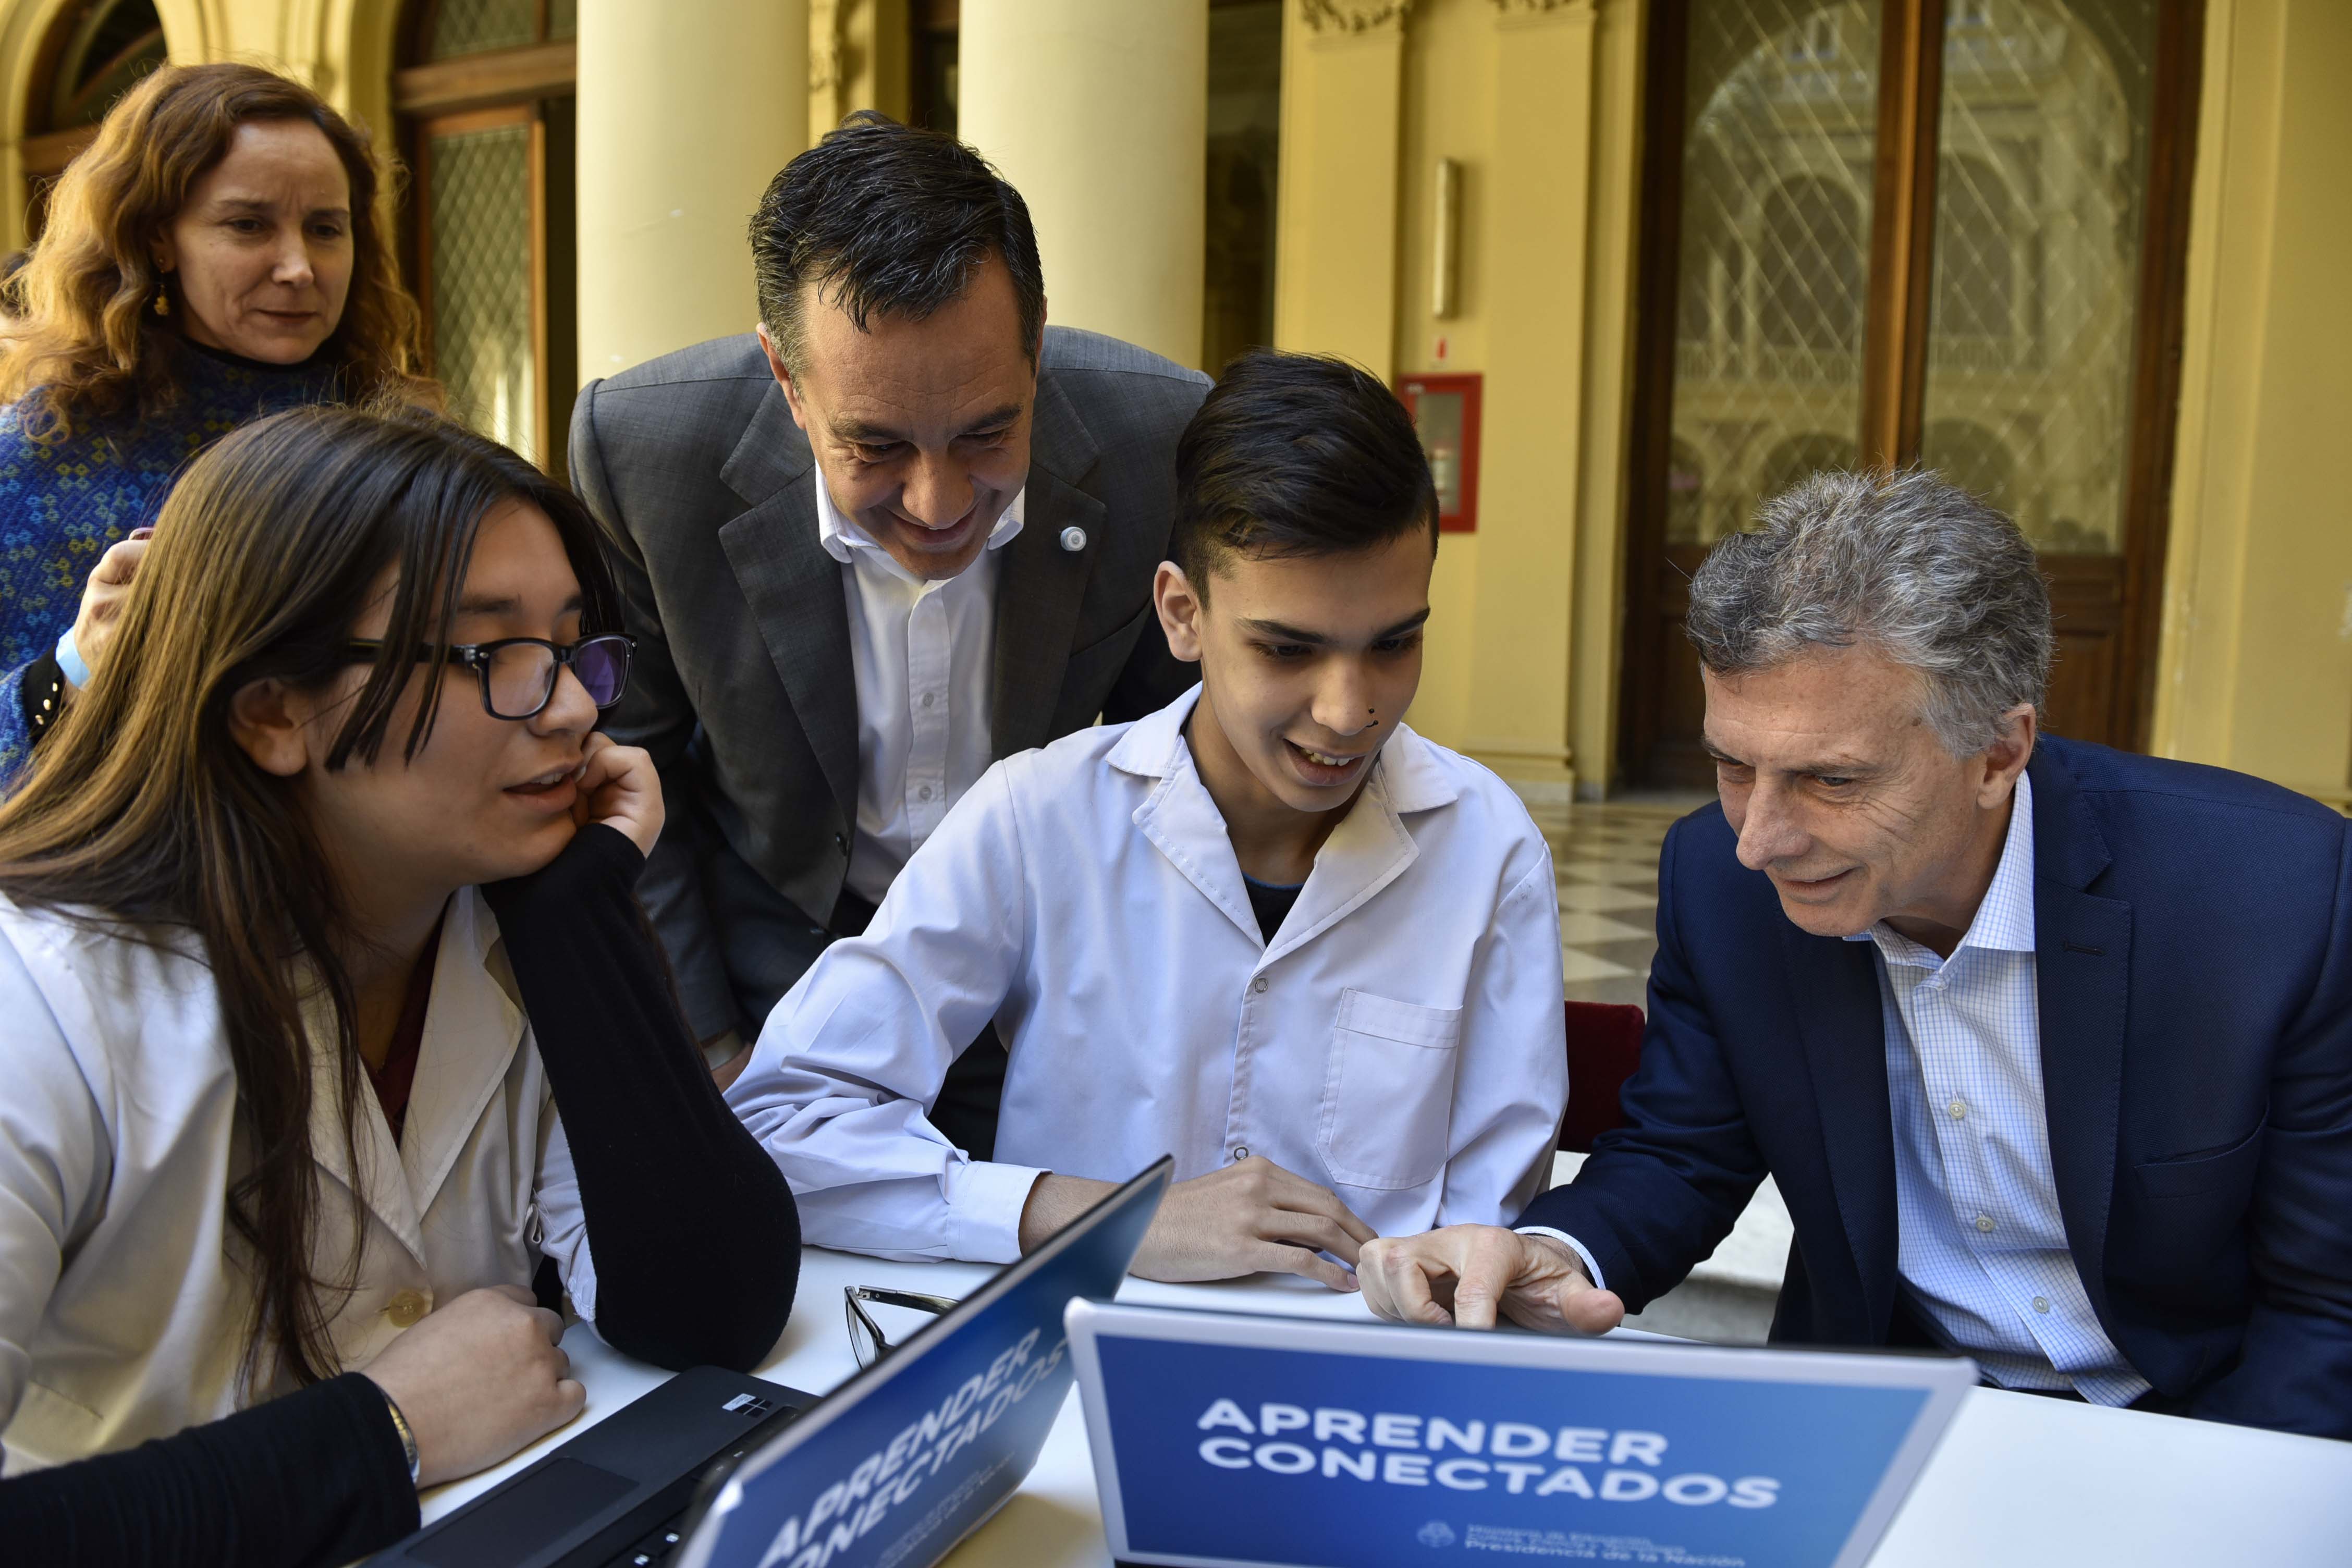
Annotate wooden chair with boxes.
[1557,1001,1646,1153]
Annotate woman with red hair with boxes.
[0,61,432,779]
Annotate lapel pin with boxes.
[1059,526,1087,553]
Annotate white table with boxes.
[421,1243,2352,1566]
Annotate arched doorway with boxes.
[1619,0,2203,783]
[19,0,165,239]
[394,0,577,474]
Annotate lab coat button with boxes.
[385,1289,428,1328]
[1059,526,1087,553]
[1250,976,1268,995]
[1232,1147,1249,1162]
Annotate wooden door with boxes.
[1617,0,2204,788]
[396,0,578,476]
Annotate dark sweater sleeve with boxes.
[482,824,800,1373]
[1,651,66,788]
[0,1373,418,1568]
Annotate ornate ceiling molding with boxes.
[810,0,843,98]
[1299,0,1415,35]
[1489,0,1598,18]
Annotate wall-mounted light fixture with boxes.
[1432,156,1461,320]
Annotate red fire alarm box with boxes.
[1396,372,1482,533]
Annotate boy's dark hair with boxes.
[750,111,1046,373]
[1173,350,1439,591]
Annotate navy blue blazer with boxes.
[1520,736,2352,1438]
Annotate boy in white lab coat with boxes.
[727,350,1566,1291]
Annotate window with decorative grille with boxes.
[395,0,578,476]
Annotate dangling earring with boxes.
[152,286,169,317]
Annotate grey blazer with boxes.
[569,327,1209,1039]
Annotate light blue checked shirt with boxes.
[1846,771,2149,1405]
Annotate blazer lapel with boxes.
[991,371,1106,760]
[1782,923,1901,1336]
[715,385,858,827]
[2027,747,2132,1328]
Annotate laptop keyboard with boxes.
[601,1511,687,1566]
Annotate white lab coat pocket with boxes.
[1317,989,1465,1191]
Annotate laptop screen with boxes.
[673,1157,1171,1568]
[1069,1302,1976,1568]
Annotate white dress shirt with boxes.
[1852,773,2148,1404]
[814,468,1025,906]
[0,888,594,1474]
[1533,774,2148,1405]
[727,685,1569,1264]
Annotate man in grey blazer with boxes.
[568,114,1206,1155]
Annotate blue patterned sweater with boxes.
[0,342,342,777]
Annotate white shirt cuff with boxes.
[560,1237,599,1321]
[1517,1226,1607,1294]
[943,1160,1052,1265]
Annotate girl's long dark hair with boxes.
[0,405,618,1389]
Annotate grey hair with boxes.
[1683,467,2053,755]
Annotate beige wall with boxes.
[2152,0,2352,801]
[1274,0,1642,795]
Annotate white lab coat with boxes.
[0,886,594,1476]
[728,685,1568,1264]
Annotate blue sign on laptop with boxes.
[673,1158,1170,1568]
[1067,1301,1976,1568]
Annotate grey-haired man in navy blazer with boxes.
[1358,469,2352,1440]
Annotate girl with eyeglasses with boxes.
[0,405,800,1566]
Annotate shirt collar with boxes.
[812,463,1025,579]
[1847,769,2037,964]
[1105,684,1460,816]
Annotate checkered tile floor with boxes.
[1523,795,1712,1008]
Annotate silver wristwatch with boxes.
[378,1386,422,1485]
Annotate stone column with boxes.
[957,0,1208,369]
[577,0,809,381]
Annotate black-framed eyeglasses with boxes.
[343,634,634,720]
[844,1285,959,1370]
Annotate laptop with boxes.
[367,1155,1169,1568]
[363,1365,817,1568]
[671,1155,1170,1568]
[1067,1300,1978,1568]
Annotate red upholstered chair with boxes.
[1557,1001,1646,1153]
